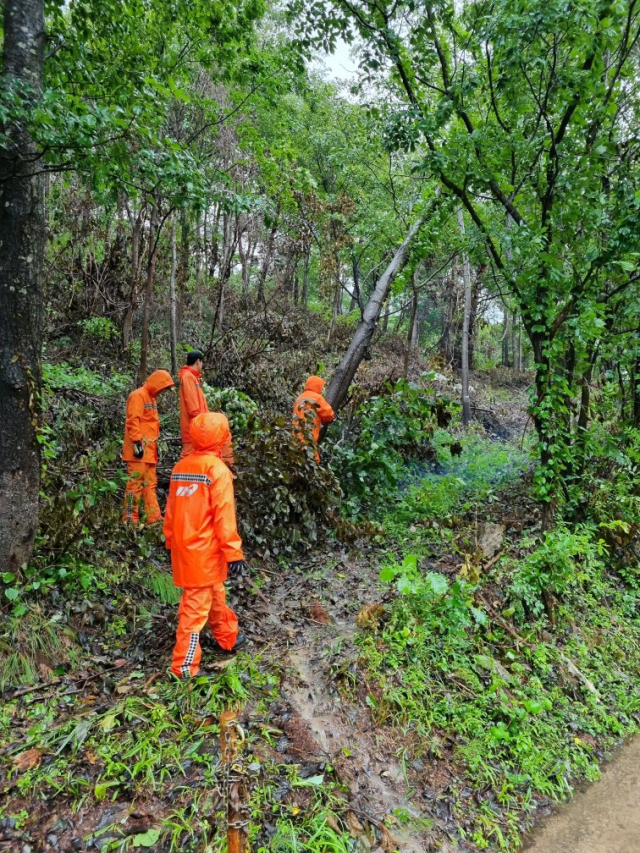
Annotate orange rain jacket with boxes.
[178,365,208,445]
[293,376,335,453]
[178,364,234,465]
[163,412,244,588]
[122,370,175,464]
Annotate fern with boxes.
[143,567,182,605]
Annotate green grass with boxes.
[354,433,640,850]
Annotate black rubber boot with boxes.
[208,633,247,656]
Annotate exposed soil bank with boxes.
[525,737,640,853]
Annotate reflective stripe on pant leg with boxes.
[207,583,239,651]
[171,587,213,678]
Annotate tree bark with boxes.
[177,209,188,343]
[404,269,420,378]
[501,309,511,367]
[0,0,46,573]
[457,208,472,425]
[256,202,280,303]
[302,251,309,310]
[325,209,429,412]
[138,201,159,385]
[236,215,250,302]
[169,214,178,377]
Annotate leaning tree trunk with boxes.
[325,209,429,412]
[0,0,45,573]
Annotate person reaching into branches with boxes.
[292,375,335,462]
[164,412,246,681]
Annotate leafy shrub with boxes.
[509,523,608,620]
[78,317,119,343]
[234,416,342,558]
[380,553,487,636]
[202,383,258,435]
[327,379,453,515]
[42,361,130,396]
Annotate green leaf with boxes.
[5,588,20,601]
[292,774,325,787]
[133,828,161,847]
[379,565,397,582]
[426,573,448,595]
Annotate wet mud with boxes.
[525,737,640,853]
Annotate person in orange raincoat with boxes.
[164,412,246,680]
[122,369,175,524]
[178,350,234,466]
[292,375,335,462]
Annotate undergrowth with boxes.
[354,434,640,850]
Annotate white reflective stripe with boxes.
[182,632,199,675]
[171,473,212,486]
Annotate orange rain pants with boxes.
[122,461,161,524]
[171,584,239,678]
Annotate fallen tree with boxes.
[324,201,435,412]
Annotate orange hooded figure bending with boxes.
[122,369,175,524]
[178,350,234,466]
[292,376,335,461]
[164,412,246,679]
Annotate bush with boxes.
[202,384,258,435]
[234,416,342,558]
[326,378,454,515]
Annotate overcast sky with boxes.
[315,38,358,81]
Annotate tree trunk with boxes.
[169,214,178,377]
[457,208,472,425]
[350,248,361,312]
[122,206,145,351]
[177,209,188,343]
[501,309,511,367]
[0,0,45,573]
[256,202,280,302]
[468,268,480,371]
[138,201,159,385]
[439,263,457,365]
[237,215,250,302]
[633,356,640,428]
[381,300,390,332]
[302,251,310,310]
[404,269,420,378]
[325,210,428,412]
[194,214,203,307]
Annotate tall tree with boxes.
[0,0,45,572]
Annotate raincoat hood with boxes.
[144,370,175,397]
[190,412,231,453]
[304,375,325,394]
[178,365,201,382]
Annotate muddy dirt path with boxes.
[249,554,458,852]
[525,737,640,853]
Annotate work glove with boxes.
[227,560,245,579]
[133,441,144,459]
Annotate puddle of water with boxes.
[525,736,640,853]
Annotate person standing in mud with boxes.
[178,350,234,466]
[292,375,335,462]
[164,412,246,680]
[122,369,175,525]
